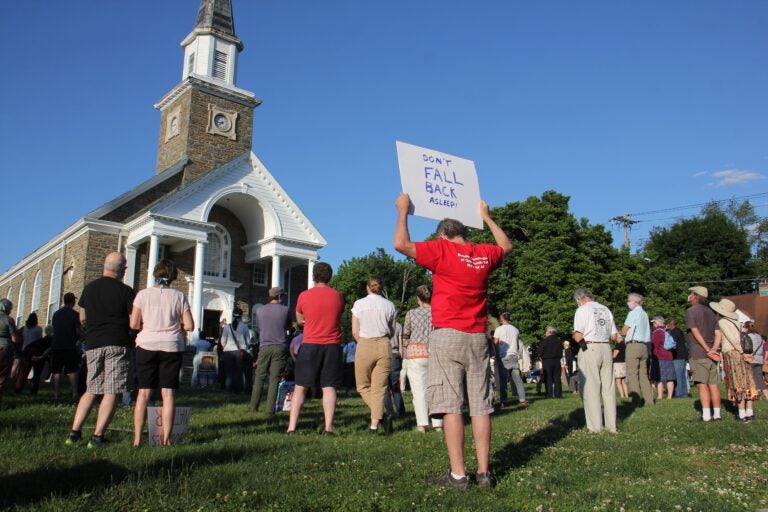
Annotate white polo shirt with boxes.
[573,300,617,342]
[351,293,396,338]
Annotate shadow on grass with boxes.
[493,400,640,479]
[1,446,270,508]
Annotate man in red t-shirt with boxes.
[286,262,344,435]
[394,193,512,490]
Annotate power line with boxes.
[627,192,768,217]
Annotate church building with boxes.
[0,0,326,340]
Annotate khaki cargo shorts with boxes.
[690,358,720,385]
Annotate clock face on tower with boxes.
[207,104,238,140]
[164,106,181,141]
[213,113,231,131]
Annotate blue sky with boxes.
[1,1,766,274]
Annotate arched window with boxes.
[47,259,62,323]
[31,270,43,315]
[6,287,12,300]
[203,224,231,279]
[17,280,27,325]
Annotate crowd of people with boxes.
[1,193,767,491]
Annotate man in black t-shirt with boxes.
[666,318,689,398]
[65,252,134,449]
[51,292,82,400]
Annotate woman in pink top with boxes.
[129,260,194,446]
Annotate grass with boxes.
[1,384,767,511]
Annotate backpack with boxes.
[727,320,753,354]
[740,331,754,355]
[663,330,676,351]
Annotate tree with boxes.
[470,191,640,344]
[642,203,754,296]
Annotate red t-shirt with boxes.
[415,239,505,333]
[295,284,344,344]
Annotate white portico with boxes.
[121,151,325,339]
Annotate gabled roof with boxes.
[88,157,187,222]
[151,152,327,248]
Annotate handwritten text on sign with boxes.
[147,406,190,447]
[396,141,482,228]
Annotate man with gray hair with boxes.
[538,325,563,398]
[572,288,618,433]
[620,292,654,407]
[395,193,512,489]
[66,252,135,448]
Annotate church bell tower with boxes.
[154,0,261,185]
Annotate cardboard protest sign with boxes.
[396,141,483,229]
[147,406,191,447]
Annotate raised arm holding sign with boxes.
[392,192,511,489]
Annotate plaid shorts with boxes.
[85,346,130,395]
[427,328,494,417]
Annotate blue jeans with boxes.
[222,351,243,393]
[673,359,688,397]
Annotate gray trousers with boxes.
[249,344,288,414]
[625,342,654,406]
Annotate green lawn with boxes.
[1,385,766,511]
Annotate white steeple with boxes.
[180,0,244,87]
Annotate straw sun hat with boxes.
[709,298,739,321]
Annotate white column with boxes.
[124,245,137,288]
[271,255,282,288]
[146,234,160,289]
[192,240,206,339]
[307,259,315,289]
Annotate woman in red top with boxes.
[650,316,675,400]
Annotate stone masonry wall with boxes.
[182,89,254,185]
[0,231,91,325]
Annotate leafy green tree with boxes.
[642,203,753,296]
[470,191,639,344]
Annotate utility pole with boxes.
[610,213,639,251]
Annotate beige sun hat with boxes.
[689,286,708,298]
[709,298,738,321]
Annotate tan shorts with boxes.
[86,346,130,395]
[613,362,627,379]
[426,328,493,417]
[690,358,720,385]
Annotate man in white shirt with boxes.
[572,288,618,433]
[493,313,528,408]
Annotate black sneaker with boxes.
[425,470,469,490]
[87,435,107,449]
[64,431,82,446]
[476,471,497,489]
